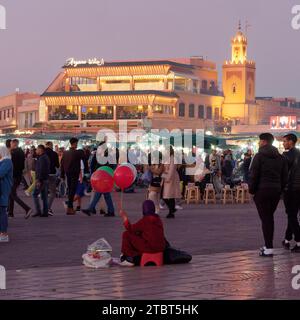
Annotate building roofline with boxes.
[62,60,195,70]
[41,90,179,98]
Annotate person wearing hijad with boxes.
[0,146,13,243]
[119,200,166,267]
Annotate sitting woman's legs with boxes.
[122,231,148,258]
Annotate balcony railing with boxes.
[200,88,223,96]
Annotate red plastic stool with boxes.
[141,252,164,267]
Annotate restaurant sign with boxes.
[64,57,105,67]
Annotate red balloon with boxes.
[91,170,114,193]
[114,165,135,190]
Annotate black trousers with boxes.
[254,189,281,249]
[66,173,79,209]
[283,190,300,242]
[163,198,176,215]
[8,177,31,216]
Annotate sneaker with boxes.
[166,213,175,219]
[25,209,33,220]
[0,234,9,243]
[282,240,290,250]
[48,209,54,216]
[104,213,115,217]
[175,205,183,210]
[119,255,135,267]
[159,204,166,210]
[76,206,81,212]
[259,247,274,257]
[82,209,92,217]
[291,245,300,253]
[100,209,106,215]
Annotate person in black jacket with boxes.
[32,145,50,217]
[61,138,87,215]
[8,139,32,218]
[45,141,59,216]
[282,133,300,253]
[249,133,288,257]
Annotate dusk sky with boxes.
[1,0,300,98]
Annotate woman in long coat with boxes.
[162,147,181,219]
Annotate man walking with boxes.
[32,145,50,218]
[249,133,288,257]
[282,133,300,252]
[61,138,87,215]
[8,139,32,218]
[45,141,59,216]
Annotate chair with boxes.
[221,185,234,204]
[235,183,250,204]
[185,183,201,204]
[204,184,216,204]
[141,252,164,267]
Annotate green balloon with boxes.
[97,166,114,177]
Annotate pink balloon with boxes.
[91,170,114,193]
[114,165,135,190]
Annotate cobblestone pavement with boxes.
[0,189,299,299]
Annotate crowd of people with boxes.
[0,133,299,262]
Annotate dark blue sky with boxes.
[1,0,299,98]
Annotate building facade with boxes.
[40,57,224,133]
[39,25,300,136]
[0,92,40,133]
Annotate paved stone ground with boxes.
[0,189,300,299]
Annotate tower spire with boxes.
[238,20,242,31]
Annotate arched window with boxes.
[189,104,195,118]
[232,84,237,94]
[179,103,185,117]
[206,106,212,120]
[198,105,205,119]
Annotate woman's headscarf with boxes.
[142,200,156,216]
[0,145,11,162]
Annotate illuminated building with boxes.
[0,92,40,133]
[39,23,300,136]
[40,57,224,133]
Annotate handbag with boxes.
[163,246,192,265]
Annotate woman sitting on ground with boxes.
[119,200,166,267]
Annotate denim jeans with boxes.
[0,206,8,233]
[88,192,114,214]
[33,181,49,216]
[48,175,57,210]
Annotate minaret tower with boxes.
[222,22,257,124]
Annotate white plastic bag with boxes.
[87,238,112,253]
[83,238,113,269]
[82,252,112,269]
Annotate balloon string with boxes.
[113,188,123,215]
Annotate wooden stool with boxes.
[221,185,234,204]
[141,252,164,267]
[185,183,201,204]
[241,183,250,203]
[204,184,216,204]
[235,184,250,204]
